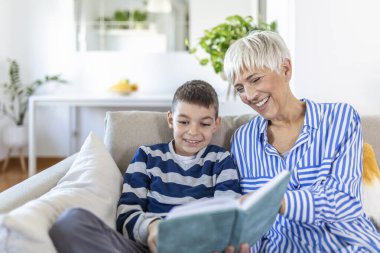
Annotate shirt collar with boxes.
[258,98,321,138]
[259,118,268,137]
[301,98,321,130]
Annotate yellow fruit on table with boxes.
[130,83,138,91]
[109,79,138,95]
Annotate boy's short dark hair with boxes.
[171,80,219,117]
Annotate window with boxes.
[74,0,188,52]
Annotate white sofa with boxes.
[1,111,379,220]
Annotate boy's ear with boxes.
[167,111,174,128]
[213,117,221,132]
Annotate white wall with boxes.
[292,0,380,115]
[189,0,257,47]
[0,0,76,158]
[2,0,379,158]
[0,0,255,158]
[266,0,295,89]
[0,0,10,158]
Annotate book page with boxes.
[166,195,239,219]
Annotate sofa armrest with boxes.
[0,154,77,214]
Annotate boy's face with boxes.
[167,101,221,156]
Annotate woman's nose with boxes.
[244,85,258,102]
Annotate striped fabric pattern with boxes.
[116,141,241,245]
[231,99,380,252]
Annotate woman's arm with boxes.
[283,105,364,224]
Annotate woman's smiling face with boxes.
[233,59,292,120]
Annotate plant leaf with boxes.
[187,15,277,78]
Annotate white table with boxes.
[28,94,172,177]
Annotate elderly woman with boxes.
[223,31,380,252]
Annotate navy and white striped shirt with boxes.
[116,141,241,245]
[231,99,380,252]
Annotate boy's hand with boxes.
[148,219,161,253]
[239,192,254,204]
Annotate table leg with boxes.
[28,98,36,177]
[69,106,79,154]
[1,148,12,172]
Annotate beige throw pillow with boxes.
[0,132,123,253]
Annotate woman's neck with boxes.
[269,96,306,128]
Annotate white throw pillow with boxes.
[0,132,123,253]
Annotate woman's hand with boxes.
[279,197,286,214]
[213,243,250,253]
[147,219,161,253]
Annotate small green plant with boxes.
[0,59,66,125]
[186,15,277,98]
[114,10,130,22]
[113,10,131,29]
[133,10,148,22]
[96,9,148,30]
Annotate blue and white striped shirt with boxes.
[231,99,380,252]
[116,141,241,245]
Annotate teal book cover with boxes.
[157,170,291,253]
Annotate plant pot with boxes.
[2,125,28,148]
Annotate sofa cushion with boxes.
[104,111,254,174]
[0,155,76,214]
[0,132,123,253]
[362,116,380,164]
[362,142,380,230]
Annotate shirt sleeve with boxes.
[213,151,242,198]
[283,105,364,224]
[116,147,161,245]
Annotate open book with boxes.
[157,170,291,253]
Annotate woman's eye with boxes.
[251,76,263,84]
[235,86,244,93]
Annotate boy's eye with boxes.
[177,121,189,125]
[201,123,211,127]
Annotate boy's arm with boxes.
[214,151,242,198]
[116,147,162,245]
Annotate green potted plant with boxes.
[187,15,277,99]
[113,10,131,29]
[96,9,148,30]
[0,59,66,126]
[132,9,148,29]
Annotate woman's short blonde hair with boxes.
[223,30,290,84]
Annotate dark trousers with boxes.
[49,208,150,253]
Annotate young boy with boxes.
[49,80,241,253]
